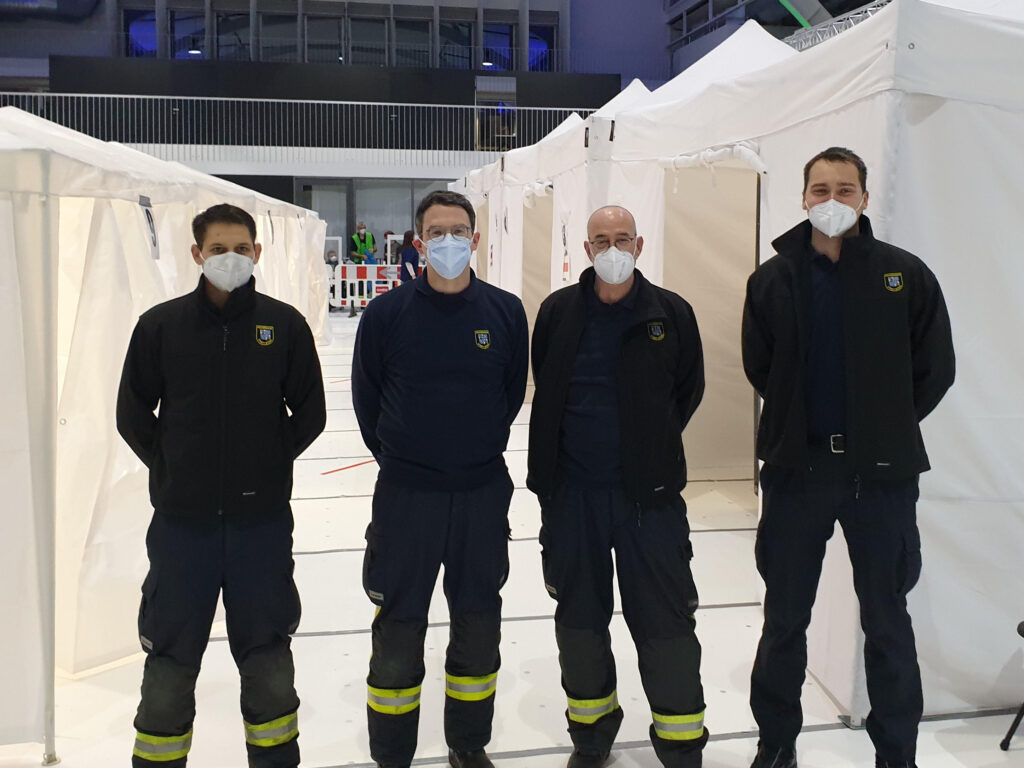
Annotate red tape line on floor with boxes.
[321,458,377,476]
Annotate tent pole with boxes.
[40,151,60,768]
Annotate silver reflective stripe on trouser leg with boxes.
[652,709,705,741]
[244,712,299,748]
[367,685,422,715]
[445,672,497,702]
[567,691,619,724]
[133,730,193,762]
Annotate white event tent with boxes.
[0,106,327,756]
[458,0,1024,723]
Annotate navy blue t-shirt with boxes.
[558,277,639,485]
[805,252,847,436]
[352,270,529,490]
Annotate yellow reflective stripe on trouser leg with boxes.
[244,711,299,748]
[133,729,193,762]
[445,672,497,702]
[367,684,422,715]
[567,691,619,724]
[652,709,705,741]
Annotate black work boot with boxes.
[750,744,797,768]
[875,758,917,768]
[567,747,610,768]
[448,748,495,768]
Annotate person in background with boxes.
[398,230,420,282]
[116,203,326,768]
[352,221,376,264]
[325,249,339,266]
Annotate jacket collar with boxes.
[415,267,480,302]
[577,266,664,321]
[772,214,877,258]
[194,275,257,319]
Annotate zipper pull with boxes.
[635,502,642,527]
[223,325,229,351]
[854,474,861,500]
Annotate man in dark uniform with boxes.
[528,205,707,768]
[117,203,326,768]
[351,190,529,768]
[742,147,955,768]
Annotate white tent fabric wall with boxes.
[0,195,51,750]
[0,107,326,750]
[608,0,1024,718]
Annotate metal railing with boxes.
[0,92,592,154]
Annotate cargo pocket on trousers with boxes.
[498,522,512,590]
[362,523,385,606]
[896,525,923,598]
[680,538,700,618]
[138,566,159,654]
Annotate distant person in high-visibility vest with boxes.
[351,221,376,264]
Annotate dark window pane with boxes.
[439,21,472,70]
[712,0,739,15]
[528,24,555,72]
[483,23,515,71]
[217,13,250,61]
[350,17,387,66]
[686,2,709,31]
[262,14,298,62]
[307,16,344,63]
[395,19,430,68]
[171,12,205,59]
[125,10,157,58]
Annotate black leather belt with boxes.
[809,433,846,454]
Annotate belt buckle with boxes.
[830,434,845,454]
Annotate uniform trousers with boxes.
[362,474,514,767]
[133,510,301,768]
[540,483,708,767]
[751,451,923,766]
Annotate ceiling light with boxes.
[188,48,201,55]
[482,60,493,67]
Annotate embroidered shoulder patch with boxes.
[256,325,275,346]
[884,272,904,292]
[475,330,491,349]
[647,322,666,341]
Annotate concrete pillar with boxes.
[432,0,441,68]
[155,0,169,58]
[104,0,119,57]
[249,0,258,61]
[204,0,214,60]
[476,4,484,70]
[559,0,571,73]
[518,0,529,72]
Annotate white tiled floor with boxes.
[3,313,1020,768]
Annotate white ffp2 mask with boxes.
[202,251,255,292]
[807,197,864,238]
[593,245,635,285]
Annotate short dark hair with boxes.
[192,203,257,247]
[415,190,476,236]
[803,147,868,192]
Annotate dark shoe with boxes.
[875,758,917,768]
[567,748,610,768]
[449,748,495,768]
[750,744,797,768]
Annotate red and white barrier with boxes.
[328,264,403,309]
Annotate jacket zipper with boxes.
[219,324,229,514]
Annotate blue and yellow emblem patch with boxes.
[256,325,275,346]
[884,272,904,293]
[475,330,491,350]
[647,322,666,341]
